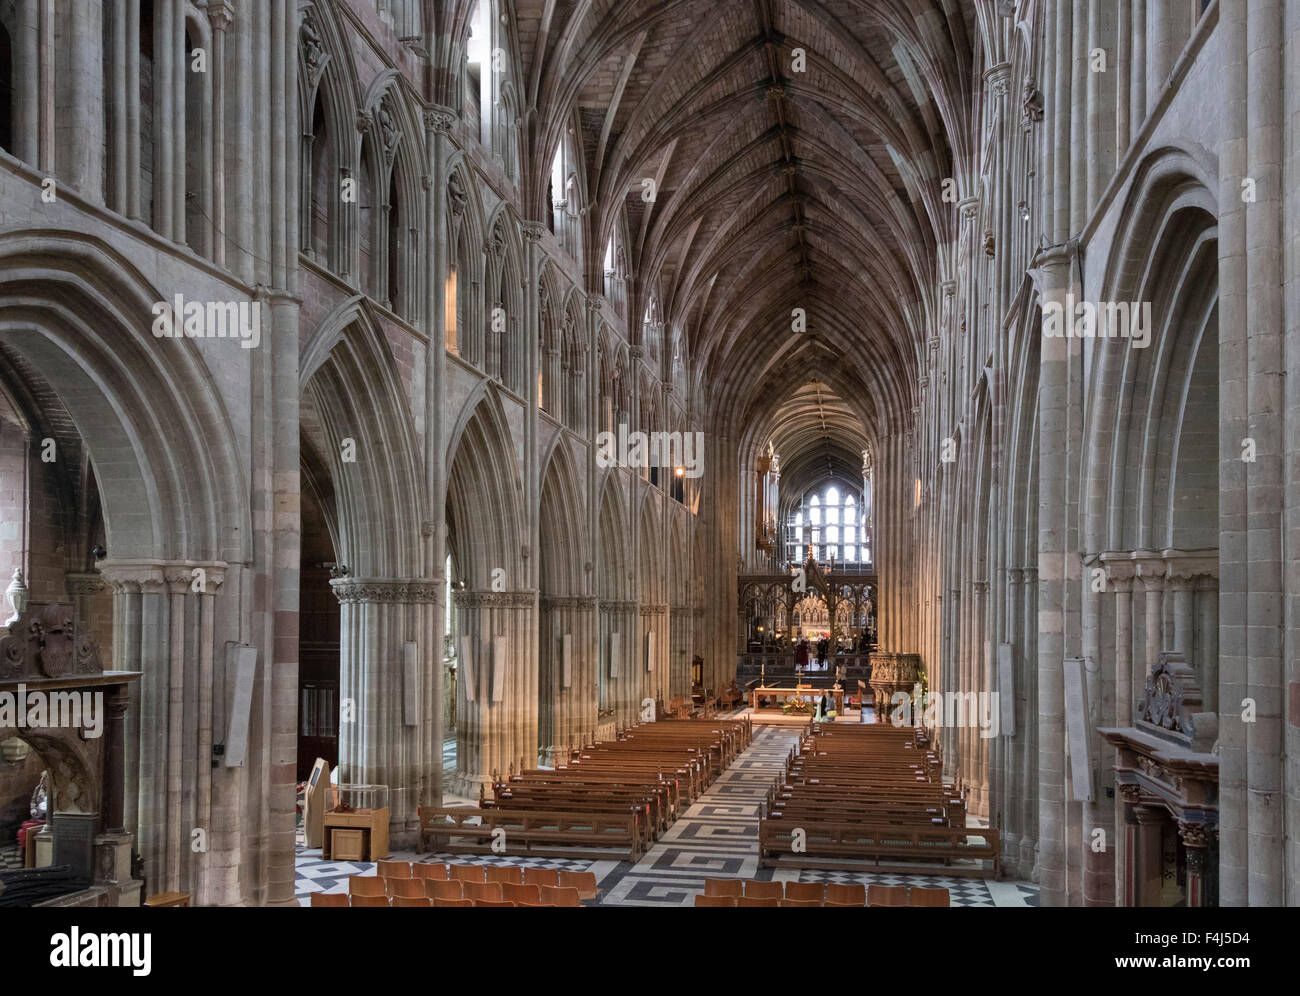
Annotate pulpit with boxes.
[867,652,922,724]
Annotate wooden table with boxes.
[750,686,845,714]
[144,892,191,907]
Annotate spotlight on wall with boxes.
[91,545,106,560]
[1018,201,1030,222]
[674,466,685,478]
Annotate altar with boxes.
[750,684,845,714]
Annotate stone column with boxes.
[12,0,40,165]
[1195,575,1218,713]
[1102,557,1136,724]
[1144,0,1179,109]
[1133,804,1165,907]
[1134,553,1165,676]
[331,578,441,841]
[970,579,989,818]
[1166,565,1196,662]
[1118,784,1140,906]
[57,0,104,199]
[1020,566,1037,879]
[99,559,228,898]
[1028,240,1076,906]
[425,104,456,806]
[451,589,537,796]
[1179,823,1209,908]
[208,3,232,266]
[102,684,130,833]
[539,595,597,760]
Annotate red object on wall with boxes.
[17,818,44,851]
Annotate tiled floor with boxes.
[294,723,1038,907]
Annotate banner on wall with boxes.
[461,634,475,703]
[492,635,507,703]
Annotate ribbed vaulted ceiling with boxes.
[477,0,975,479]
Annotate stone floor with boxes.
[294,724,1037,907]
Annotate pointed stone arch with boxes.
[445,387,535,794]
[0,231,246,563]
[537,435,596,756]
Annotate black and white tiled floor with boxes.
[0,844,23,872]
[294,723,1038,907]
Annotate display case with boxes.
[334,784,388,813]
[322,783,390,861]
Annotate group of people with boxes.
[793,636,835,671]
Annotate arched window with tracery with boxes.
[787,483,869,564]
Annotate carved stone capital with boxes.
[63,572,106,598]
[1100,552,1136,586]
[539,595,597,611]
[520,223,547,244]
[331,578,442,604]
[452,589,535,609]
[1179,822,1210,849]
[208,0,236,31]
[98,561,167,595]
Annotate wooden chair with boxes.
[867,885,908,907]
[743,880,784,900]
[908,887,950,907]
[451,864,487,884]
[413,862,449,881]
[348,875,387,898]
[473,899,517,908]
[825,882,866,906]
[501,882,541,905]
[310,892,349,907]
[737,896,780,907]
[781,898,821,907]
[463,881,503,902]
[524,867,560,888]
[558,870,600,900]
[694,894,738,907]
[784,881,826,903]
[703,878,743,898]
[350,894,390,907]
[537,885,582,908]
[485,866,524,886]
[392,895,431,907]
[377,860,411,879]
[386,877,425,899]
[433,897,473,907]
[427,879,465,901]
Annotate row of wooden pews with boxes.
[419,717,752,861]
[758,722,999,877]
